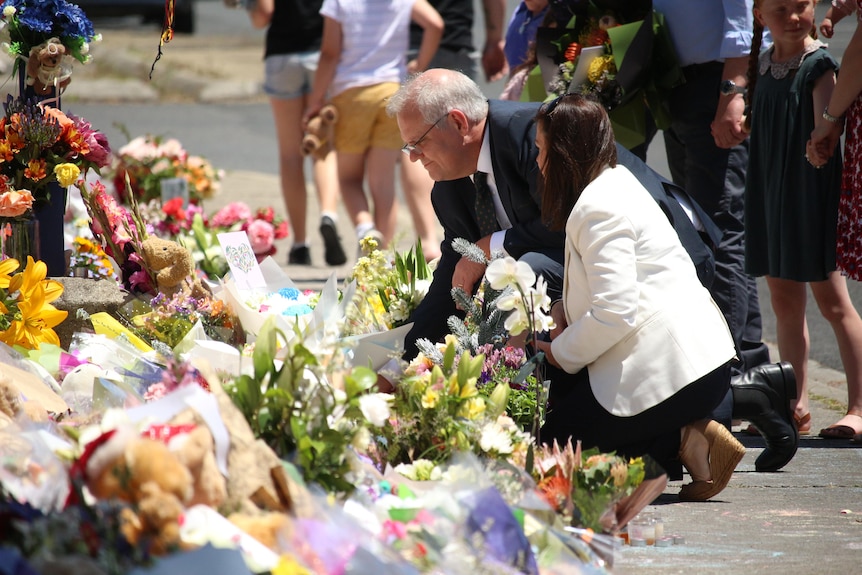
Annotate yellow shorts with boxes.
[331,82,402,153]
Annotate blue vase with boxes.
[32,183,67,277]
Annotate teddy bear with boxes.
[79,426,194,555]
[140,236,211,300]
[26,37,72,95]
[301,104,339,160]
[166,413,228,509]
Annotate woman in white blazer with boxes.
[532,94,745,502]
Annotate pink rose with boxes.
[211,202,252,228]
[246,219,275,255]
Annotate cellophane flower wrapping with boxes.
[534,1,684,149]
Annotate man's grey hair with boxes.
[386,69,489,124]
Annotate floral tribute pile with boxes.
[111,134,223,205]
[0,176,655,574]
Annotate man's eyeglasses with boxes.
[402,113,448,155]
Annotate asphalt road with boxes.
[69,0,860,375]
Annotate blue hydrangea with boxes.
[277,287,301,301]
[281,304,313,317]
[1,0,98,62]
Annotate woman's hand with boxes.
[807,121,843,167]
[535,339,560,368]
[549,299,567,340]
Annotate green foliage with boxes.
[223,316,372,494]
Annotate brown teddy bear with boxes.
[301,104,339,160]
[80,426,194,555]
[167,415,228,508]
[26,37,72,95]
[140,236,211,299]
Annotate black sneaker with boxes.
[287,245,311,265]
[319,215,347,266]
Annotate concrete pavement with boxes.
[61,19,862,574]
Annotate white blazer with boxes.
[549,165,736,417]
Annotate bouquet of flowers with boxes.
[377,337,530,477]
[0,254,68,349]
[120,289,244,352]
[533,0,683,149]
[0,0,100,95]
[475,343,542,431]
[532,439,646,533]
[111,134,223,205]
[0,95,111,204]
[224,315,378,494]
[139,199,290,278]
[67,235,117,280]
[77,178,154,294]
[345,237,432,335]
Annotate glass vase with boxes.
[0,217,40,269]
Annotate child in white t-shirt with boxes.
[303,0,442,254]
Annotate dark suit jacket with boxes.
[402,100,721,359]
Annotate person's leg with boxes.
[336,151,372,236]
[666,64,770,378]
[765,276,810,426]
[541,362,731,481]
[365,82,406,246]
[310,149,347,266]
[399,157,441,261]
[332,86,379,244]
[811,271,862,435]
[262,53,314,263]
[365,147,399,245]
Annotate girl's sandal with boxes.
[794,412,812,436]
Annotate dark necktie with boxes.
[473,171,500,237]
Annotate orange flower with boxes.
[565,42,582,62]
[0,189,34,217]
[0,140,14,163]
[24,159,47,182]
[42,106,74,129]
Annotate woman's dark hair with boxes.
[535,93,617,231]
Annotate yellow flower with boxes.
[8,256,47,299]
[54,163,82,187]
[3,291,67,349]
[421,387,440,409]
[587,55,616,84]
[459,378,479,399]
[0,258,19,289]
[458,396,486,420]
[611,461,628,487]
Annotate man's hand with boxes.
[452,257,487,307]
[710,93,748,149]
